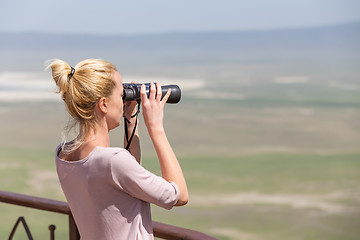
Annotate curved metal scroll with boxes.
[8,216,34,240]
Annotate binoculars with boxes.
[123,83,181,104]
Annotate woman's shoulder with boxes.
[56,145,132,164]
[98,147,132,157]
[103,147,140,171]
[94,147,135,165]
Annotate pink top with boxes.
[55,146,180,240]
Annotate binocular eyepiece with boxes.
[123,83,181,104]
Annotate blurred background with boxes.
[0,1,359,239]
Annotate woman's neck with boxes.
[60,127,110,161]
[83,125,111,148]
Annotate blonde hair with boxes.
[47,59,117,153]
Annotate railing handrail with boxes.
[0,190,70,214]
[0,190,217,240]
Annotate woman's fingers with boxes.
[141,82,170,104]
[140,84,148,104]
[161,88,172,105]
[149,82,156,100]
[156,83,162,102]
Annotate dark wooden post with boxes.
[69,213,80,240]
[49,224,56,240]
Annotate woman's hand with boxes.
[123,83,141,163]
[123,101,138,120]
[123,81,139,120]
[140,83,188,206]
[140,83,171,135]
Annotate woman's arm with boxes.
[140,83,188,206]
[123,101,141,164]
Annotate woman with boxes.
[48,59,188,240]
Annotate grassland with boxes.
[0,147,359,240]
[0,62,359,239]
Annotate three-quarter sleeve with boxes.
[110,150,180,210]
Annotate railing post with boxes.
[69,213,80,240]
[49,225,56,240]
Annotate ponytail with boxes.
[47,58,117,153]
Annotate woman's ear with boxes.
[97,97,108,113]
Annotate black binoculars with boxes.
[123,83,181,104]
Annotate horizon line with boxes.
[0,20,359,37]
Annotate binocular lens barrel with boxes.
[123,83,181,104]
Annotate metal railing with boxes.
[0,190,217,240]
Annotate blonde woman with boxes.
[48,59,188,240]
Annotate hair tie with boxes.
[69,67,75,78]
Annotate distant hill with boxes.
[0,21,359,71]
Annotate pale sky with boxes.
[0,0,359,35]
